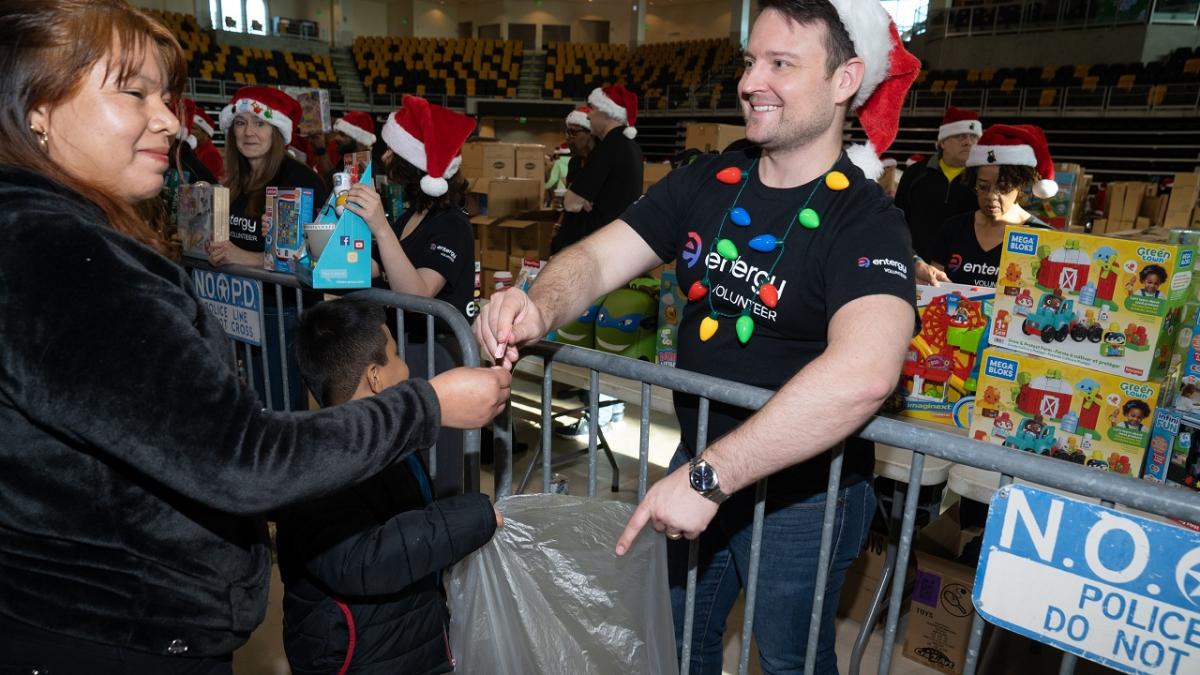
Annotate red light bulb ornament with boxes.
[715,166,747,184]
[758,283,779,308]
[687,280,709,301]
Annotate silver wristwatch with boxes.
[688,456,729,504]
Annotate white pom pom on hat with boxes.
[381,95,478,197]
[966,123,1058,199]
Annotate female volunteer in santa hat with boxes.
[342,95,478,320]
[208,85,328,268]
[929,123,1055,287]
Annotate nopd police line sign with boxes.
[191,269,263,346]
[975,485,1200,674]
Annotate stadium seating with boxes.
[354,36,523,99]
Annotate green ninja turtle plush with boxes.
[555,296,605,348]
[595,278,659,361]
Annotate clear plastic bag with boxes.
[447,494,678,675]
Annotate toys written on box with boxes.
[896,284,995,428]
[296,151,374,289]
[264,186,314,273]
[990,226,1194,381]
[970,348,1159,477]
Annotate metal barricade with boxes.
[182,261,482,492]
[499,341,1200,675]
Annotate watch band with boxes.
[689,456,730,504]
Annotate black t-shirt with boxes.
[372,206,476,321]
[569,127,643,237]
[932,212,1050,287]
[623,149,917,495]
[229,157,329,253]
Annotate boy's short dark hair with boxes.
[296,298,390,406]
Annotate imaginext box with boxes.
[990,226,1194,381]
[897,283,996,428]
[969,348,1160,477]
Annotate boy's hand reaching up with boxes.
[429,367,512,428]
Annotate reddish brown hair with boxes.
[0,0,186,256]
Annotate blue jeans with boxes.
[667,446,875,675]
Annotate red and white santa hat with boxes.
[381,95,477,197]
[553,143,571,156]
[967,124,1058,199]
[938,106,982,142]
[824,0,922,180]
[906,153,926,167]
[218,86,301,145]
[566,105,591,130]
[334,111,377,148]
[182,98,216,137]
[587,85,639,139]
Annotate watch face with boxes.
[690,462,716,492]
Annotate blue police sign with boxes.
[191,269,264,346]
[975,484,1200,674]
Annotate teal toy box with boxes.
[297,152,374,289]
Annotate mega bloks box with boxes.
[897,283,996,428]
[969,348,1160,477]
[989,226,1195,381]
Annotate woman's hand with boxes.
[344,183,390,236]
[207,240,262,268]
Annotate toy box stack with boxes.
[896,283,995,428]
[989,226,1194,382]
[969,348,1160,477]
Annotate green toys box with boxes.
[969,348,1160,477]
[656,270,686,367]
[989,226,1194,381]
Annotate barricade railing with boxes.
[503,340,1200,675]
[181,261,482,492]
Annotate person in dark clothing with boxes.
[894,106,981,261]
[931,124,1057,287]
[207,86,329,267]
[0,3,511,672]
[554,84,644,252]
[280,298,501,675]
[181,97,224,180]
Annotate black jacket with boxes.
[0,165,442,657]
[893,155,978,261]
[277,455,496,674]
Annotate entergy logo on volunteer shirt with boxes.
[858,255,909,278]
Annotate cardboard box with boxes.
[460,141,489,178]
[506,214,556,260]
[643,162,672,194]
[1141,195,1169,228]
[1104,181,1155,224]
[514,144,547,181]
[970,348,1159,476]
[467,177,541,219]
[1167,172,1200,228]
[684,122,745,153]
[898,284,996,428]
[1028,162,1087,229]
[481,142,516,178]
[656,270,686,367]
[990,225,1194,381]
[902,507,981,675]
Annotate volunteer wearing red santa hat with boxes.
[894,106,981,261]
[476,2,920,671]
[554,87,643,252]
[208,86,327,268]
[316,110,378,184]
[344,95,477,320]
[929,123,1054,287]
[180,98,223,180]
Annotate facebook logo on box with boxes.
[985,356,1019,381]
[1006,231,1039,256]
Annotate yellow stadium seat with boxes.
[1117,74,1136,90]
[1039,89,1056,107]
[1000,78,1017,92]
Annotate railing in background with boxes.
[912,0,1198,38]
[499,341,1200,675]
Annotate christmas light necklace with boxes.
[687,159,850,344]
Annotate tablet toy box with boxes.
[297,152,373,289]
[990,226,1194,381]
[1144,408,1200,490]
[897,283,995,428]
[969,348,1159,477]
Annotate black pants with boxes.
[0,615,232,675]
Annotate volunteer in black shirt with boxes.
[556,84,643,251]
[549,105,597,254]
[476,3,920,672]
[349,95,476,322]
[207,86,328,267]
[931,123,1057,288]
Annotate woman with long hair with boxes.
[206,85,328,267]
[930,124,1056,288]
[0,2,509,671]
[346,95,478,321]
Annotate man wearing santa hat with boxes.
[477,2,920,670]
[555,85,643,252]
[894,106,981,261]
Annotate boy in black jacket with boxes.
[278,298,501,674]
